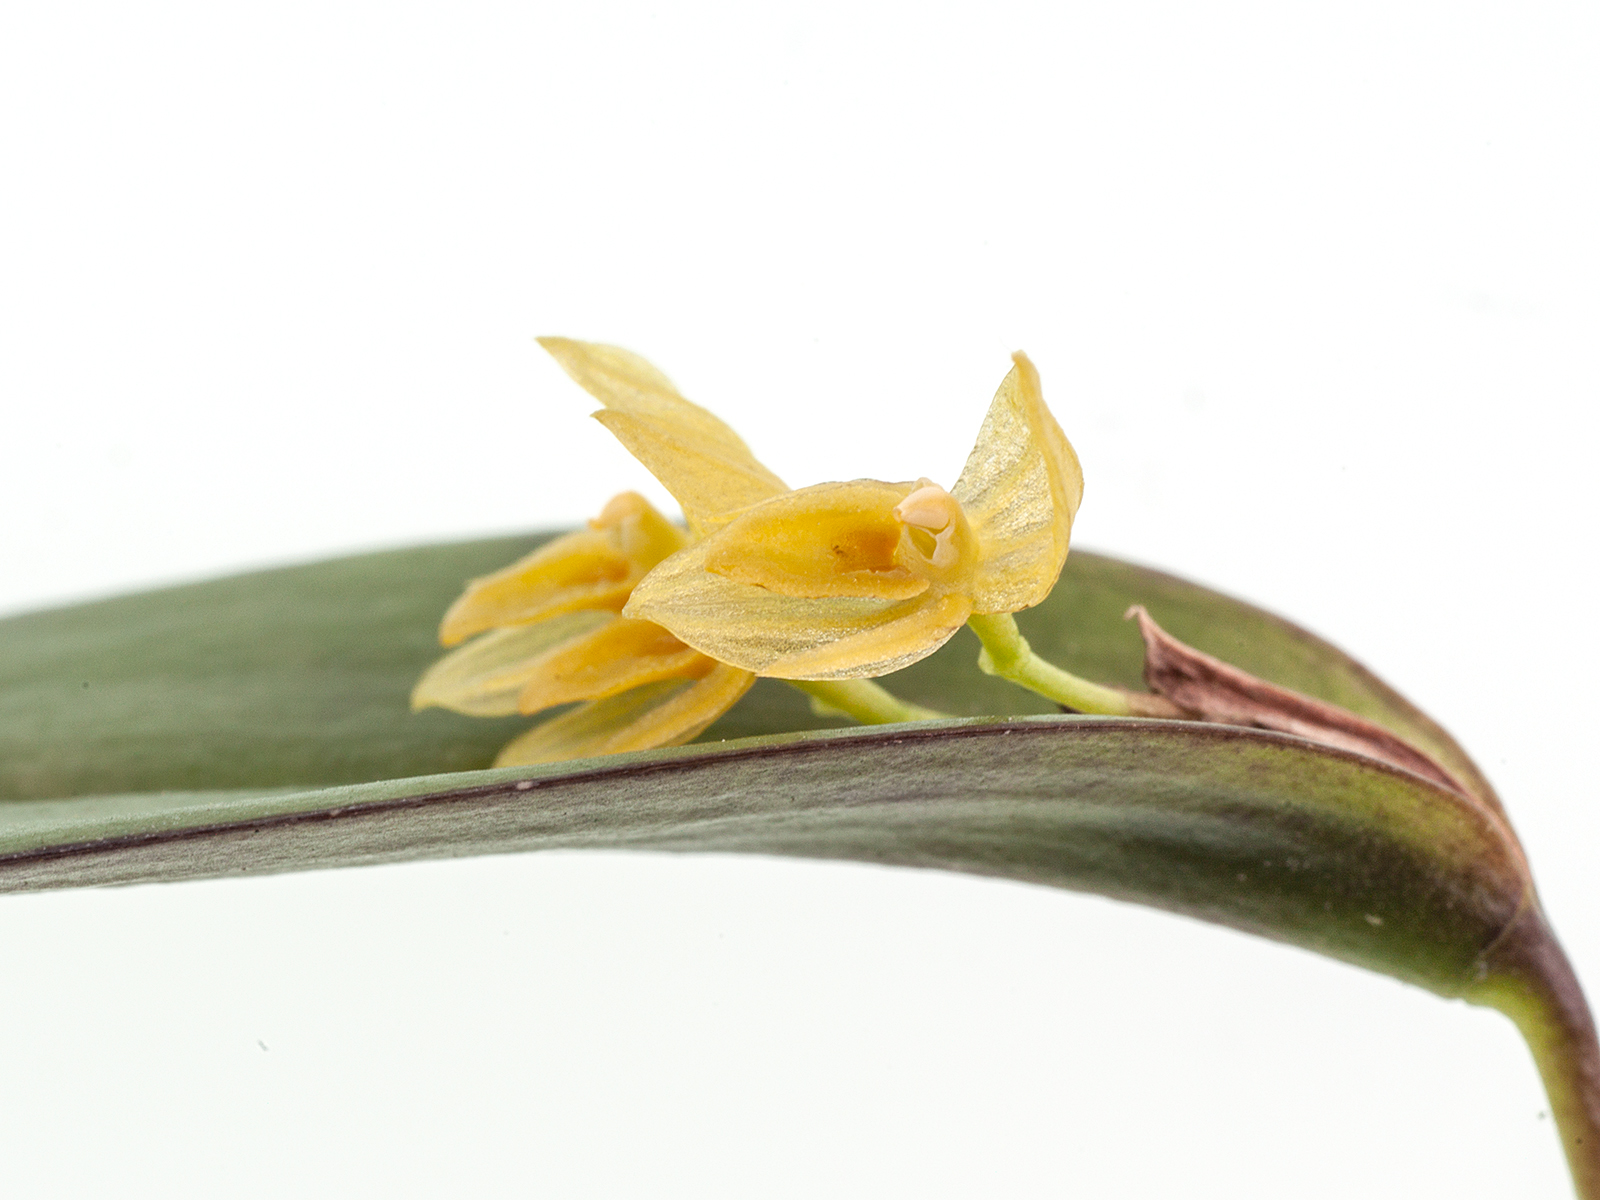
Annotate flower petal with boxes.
[757,592,973,679]
[517,617,713,714]
[437,493,685,646]
[493,663,755,766]
[627,535,972,679]
[952,352,1084,613]
[538,337,788,534]
[410,611,615,716]
[701,479,930,600]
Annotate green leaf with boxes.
[2,537,1595,1191]
[0,536,1537,969]
[0,537,1493,805]
[0,716,1524,997]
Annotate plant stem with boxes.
[787,679,947,725]
[967,612,1144,715]
[1471,905,1600,1198]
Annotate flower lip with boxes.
[701,479,933,602]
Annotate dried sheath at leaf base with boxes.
[1125,603,1473,800]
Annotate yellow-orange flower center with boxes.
[699,478,978,603]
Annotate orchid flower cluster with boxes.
[412,337,1123,765]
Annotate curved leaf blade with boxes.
[0,538,1493,806]
[5,537,1596,1190]
[0,717,1524,1003]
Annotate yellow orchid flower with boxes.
[608,350,1085,680]
[534,337,1124,713]
[414,343,940,769]
[412,491,756,766]
[435,490,686,647]
[427,335,1106,768]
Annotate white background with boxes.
[2,2,1597,1195]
